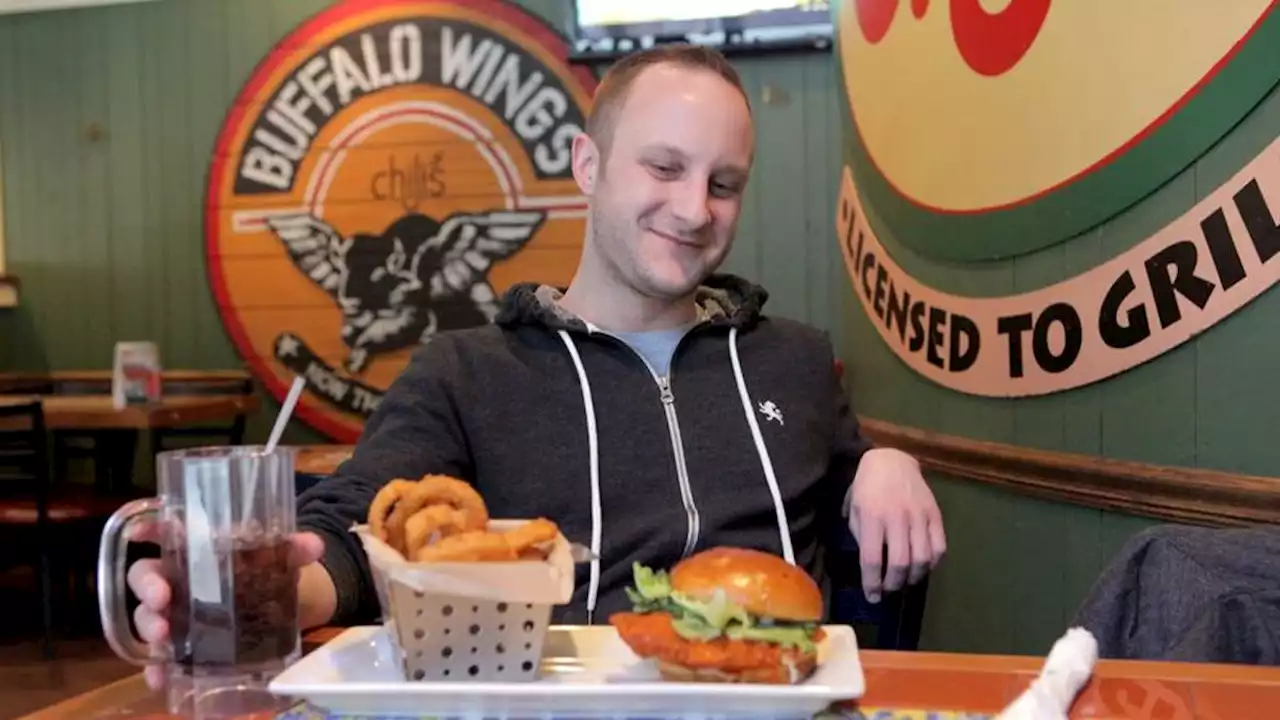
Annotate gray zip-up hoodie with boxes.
[296,273,873,626]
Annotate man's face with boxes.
[573,64,754,300]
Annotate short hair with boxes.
[585,43,750,161]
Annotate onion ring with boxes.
[414,475,490,527]
[368,474,561,563]
[382,484,434,555]
[403,504,470,552]
[501,517,559,554]
[368,479,420,550]
[414,530,518,562]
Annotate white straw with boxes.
[244,376,305,525]
[266,376,306,453]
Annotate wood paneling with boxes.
[861,417,1280,527]
[0,0,1191,658]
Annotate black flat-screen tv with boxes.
[569,1,833,59]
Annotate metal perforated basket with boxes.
[353,521,574,684]
[384,581,553,682]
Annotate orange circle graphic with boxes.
[205,0,596,442]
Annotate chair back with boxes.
[51,376,110,396]
[152,375,254,449]
[49,370,252,398]
[0,399,50,511]
[0,375,55,396]
[826,520,929,651]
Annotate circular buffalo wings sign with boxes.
[206,0,594,442]
[836,0,1280,260]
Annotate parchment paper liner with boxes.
[353,520,574,683]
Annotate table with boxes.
[0,393,261,494]
[18,627,1280,719]
[0,394,260,431]
[295,445,354,476]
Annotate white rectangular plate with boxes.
[270,624,865,718]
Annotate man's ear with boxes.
[571,132,600,195]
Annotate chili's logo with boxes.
[205,0,594,442]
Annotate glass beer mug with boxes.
[98,446,300,718]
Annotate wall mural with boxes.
[836,0,1280,397]
[838,0,1280,261]
[205,0,595,441]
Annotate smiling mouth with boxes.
[650,229,702,248]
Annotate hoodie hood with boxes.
[494,273,769,332]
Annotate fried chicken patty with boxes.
[610,611,822,681]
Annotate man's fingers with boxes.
[908,510,931,585]
[927,506,948,568]
[125,519,163,545]
[144,665,166,691]
[289,531,325,568]
[126,559,169,611]
[133,604,168,646]
[856,513,885,603]
[882,511,911,594]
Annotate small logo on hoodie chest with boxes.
[205,0,595,442]
[757,400,784,426]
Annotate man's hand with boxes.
[126,524,327,689]
[847,447,946,603]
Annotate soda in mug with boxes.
[98,446,300,718]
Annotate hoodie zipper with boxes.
[654,372,699,558]
[588,326,702,559]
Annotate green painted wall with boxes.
[0,0,851,442]
[0,0,1164,656]
[839,12,1280,655]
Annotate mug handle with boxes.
[97,497,166,666]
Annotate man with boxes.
[127,44,945,686]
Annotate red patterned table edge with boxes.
[22,628,1280,719]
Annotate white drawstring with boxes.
[556,324,795,624]
[728,326,796,565]
[557,330,603,623]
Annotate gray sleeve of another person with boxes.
[1071,524,1280,665]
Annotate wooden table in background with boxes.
[18,627,1280,719]
[0,393,260,494]
[0,394,259,431]
[295,445,354,476]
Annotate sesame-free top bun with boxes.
[670,547,823,622]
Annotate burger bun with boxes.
[670,547,824,622]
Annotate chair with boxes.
[46,371,253,495]
[0,374,55,396]
[826,523,929,650]
[0,399,55,657]
[42,375,125,495]
[0,399,125,656]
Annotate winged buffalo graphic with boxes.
[265,210,546,374]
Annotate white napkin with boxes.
[995,627,1099,720]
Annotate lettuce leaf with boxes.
[623,563,674,612]
[725,624,817,649]
[621,562,818,652]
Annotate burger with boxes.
[609,547,826,684]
